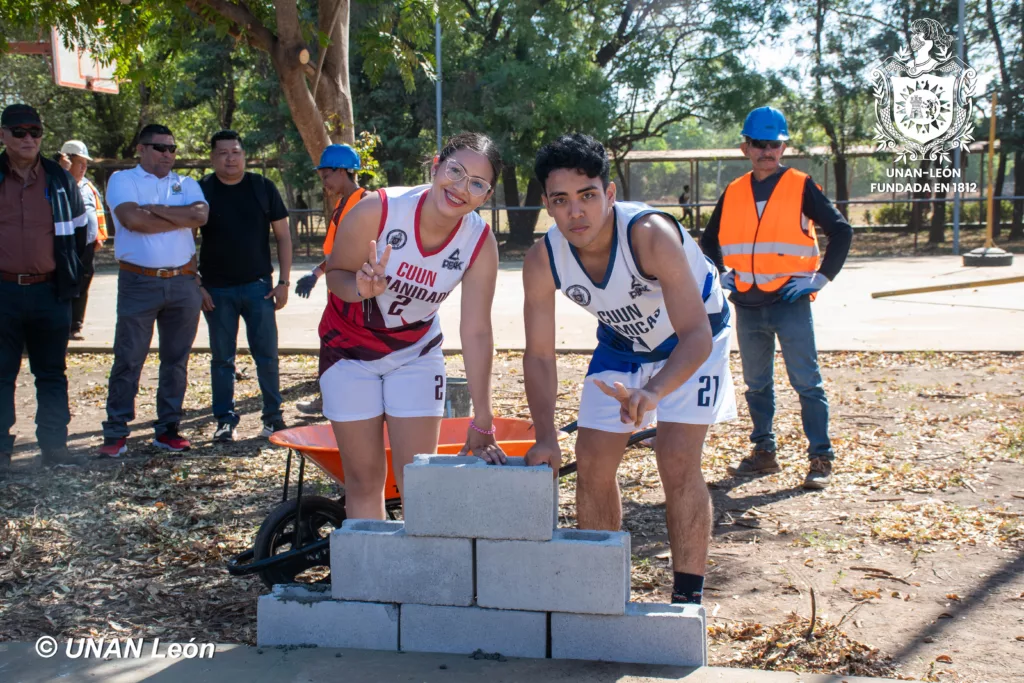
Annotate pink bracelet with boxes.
[469,419,496,435]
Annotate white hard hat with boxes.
[60,140,92,160]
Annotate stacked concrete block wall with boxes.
[257,452,707,665]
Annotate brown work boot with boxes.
[803,457,832,490]
[727,447,781,476]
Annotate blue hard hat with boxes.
[740,106,790,141]
[316,144,361,170]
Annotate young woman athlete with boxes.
[320,132,506,519]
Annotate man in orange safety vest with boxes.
[700,106,852,490]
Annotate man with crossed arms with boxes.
[98,123,208,457]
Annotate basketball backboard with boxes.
[51,27,118,94]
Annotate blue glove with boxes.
[779,272,829,302]
[720,270,738,294]
[295,273,318,298]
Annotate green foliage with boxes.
[875,203,913,227]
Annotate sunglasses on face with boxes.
[143,142,177,154]
[5,127,43,139]
[443,160,492,197]
[748,139,784,150]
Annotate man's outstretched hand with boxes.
[295,273,318,298]
[524,437,561,477]
[593,379,658,428]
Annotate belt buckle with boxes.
[155,268,170,278]
[17,274,30,285]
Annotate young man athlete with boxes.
[523,133,736,604]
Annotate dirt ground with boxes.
[1,351,1022,682]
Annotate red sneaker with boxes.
[152,429,191,452]
[97,437,127,458]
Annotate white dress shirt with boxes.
[106,165,206,268]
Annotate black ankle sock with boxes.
[671,572,704,604]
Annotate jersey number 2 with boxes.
[697,375,720,407]
[388,295,413,317]
[434,375,444,401]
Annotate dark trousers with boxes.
[70,242,96,332]
[0,281,72,453]
[102,270,202,439]
[203,276,283,425]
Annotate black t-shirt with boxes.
[198,173,289,288]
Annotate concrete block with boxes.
[476,529,630,615]
[552,602,707,666]
[400,604,547,658]
[403,455,554,541]
[257,584,398,650]
[331,520,473,606]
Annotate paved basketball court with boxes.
[69,256,1023,353]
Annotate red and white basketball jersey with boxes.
[318,185,490,370]
[374,185,490,327]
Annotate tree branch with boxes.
[185,0,275,53]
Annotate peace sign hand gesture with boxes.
[593,379,659,428]
[356,240,392,299]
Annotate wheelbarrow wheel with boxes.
[253,495,346,588]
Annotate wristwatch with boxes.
[278,279,290,286]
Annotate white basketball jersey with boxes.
[373,185,490,328]
[544,201,729,361]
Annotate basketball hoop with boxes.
[50,27,119,95]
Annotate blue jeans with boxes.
[203,277,282,426]
[0,281,72,453]
[733,295,834,460]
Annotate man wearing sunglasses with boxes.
[98,123,209,457]
[0,103,90,476]
[700,106,852,490]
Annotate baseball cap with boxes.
[61,140,92,160]
[1,104,43,129]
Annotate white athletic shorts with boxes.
[320,321,447,422]
[578,324,737,433]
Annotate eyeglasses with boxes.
[443,159,492,197]
[143,142,177,154]
[5,127,43,139]
[748,139,784,150]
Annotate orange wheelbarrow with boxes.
[226,417,656,587]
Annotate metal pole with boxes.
[985,92,998,249]
[435,17,442,154]
[952,0,965,255]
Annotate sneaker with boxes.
[69,330,85,341]
[97,437,128,458]
[213,422,237,443]
[803,457,832,490]
[153,428,191,452]
[296,396,322,415]
[260,419,287,438]
[0,452,10,478]
[727,447,781,476]
[42,447,85,467]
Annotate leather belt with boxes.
[120,262,195,278]
[0,271,55,285]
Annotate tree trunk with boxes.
[1012,148,1024,240]
[913,159,931,239]
[220,65,236,130]
[993,150,1008,239]
[831,154,849,219]
[315,0,355,144]
[928,181,948,244]
[503,166,543,246]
